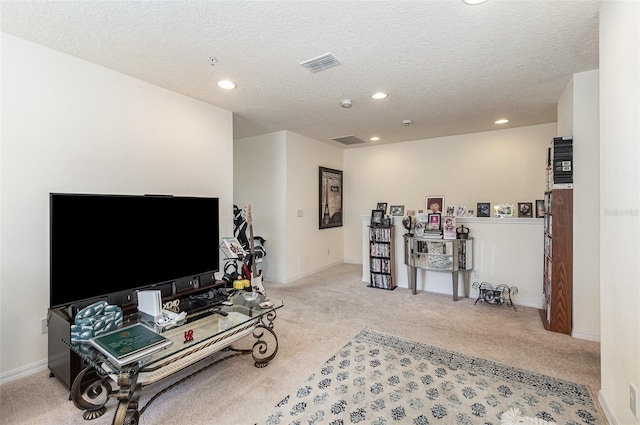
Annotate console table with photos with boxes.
[63,294,283,425]
[403,235,474,301]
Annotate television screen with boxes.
[50,193,219,308]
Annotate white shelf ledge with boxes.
[361,215,543,225]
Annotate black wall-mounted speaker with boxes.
[199,272,215,287]
[174,276,197,292]
[107,290,136,307]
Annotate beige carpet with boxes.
[0,263,602,424]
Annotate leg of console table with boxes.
[407,266,417,295]
[112,372,141,425]
[70,365,114,420]
[249,309,278,368]
[463,271,470,298]
[452,271,459,301]
[252,324,279,368]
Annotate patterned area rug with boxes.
[256,328,603,425]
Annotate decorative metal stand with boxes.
[472,282,518,311]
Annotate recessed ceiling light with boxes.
[494,119,509,124]
[463,0,488,5]
[371,92,388,100]
[217,80,236,90]
[370,137,380,142]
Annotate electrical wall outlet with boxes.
[631,383,639,418]
[41,317,48,334]
[471,269,479,279]
[327,249,331,256]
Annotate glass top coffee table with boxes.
[65,294,283,425]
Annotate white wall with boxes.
[285,132,343,281]
[234,132,287,282]
[598,1,640,424]
[361,217,544,307]
[557,70,601,341]
[234,131,343,283]
[571,70,601,338]
[343,124,555,264]
[0,34,234,379]
[557,76,574,135]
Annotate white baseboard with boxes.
[285,260,345,283]
[598,390,617,425]
[571,328,601,342]
[262,274,284,284]
[343,259,362,265]
[264,261,357,284]
[0,358,48,385]
[361,278,544,310]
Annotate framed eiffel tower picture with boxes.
[319,166,343,229]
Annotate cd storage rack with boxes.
[368,225,396,290]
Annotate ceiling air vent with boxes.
[300,53,342,73]
[331,135,366,145]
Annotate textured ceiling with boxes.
[0,0,600,148]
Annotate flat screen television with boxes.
[50,193,219,309]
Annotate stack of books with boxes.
[549,136,573,188]
[423,229,443,239]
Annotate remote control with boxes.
[212,309,228,317]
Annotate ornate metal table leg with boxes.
[252,309,279,368]
[112,372,141,425]
[70,366,114,420]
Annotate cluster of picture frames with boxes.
[372,197,545,222]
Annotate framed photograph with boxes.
[456,206,466,217]
[518,202,533,217]
[477,202,491,218]
[371,209,384,226]
[376,202,388,214]
[390,205,405,216]
[467,209,475,217]
[425,196,444,214]
[427,213,441,230]
[495,203,515,218]
[319,167,343,229]
[536,199,545,218]
[414,221,427,237]
[445,205,455,216]
[442,216,457,239]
